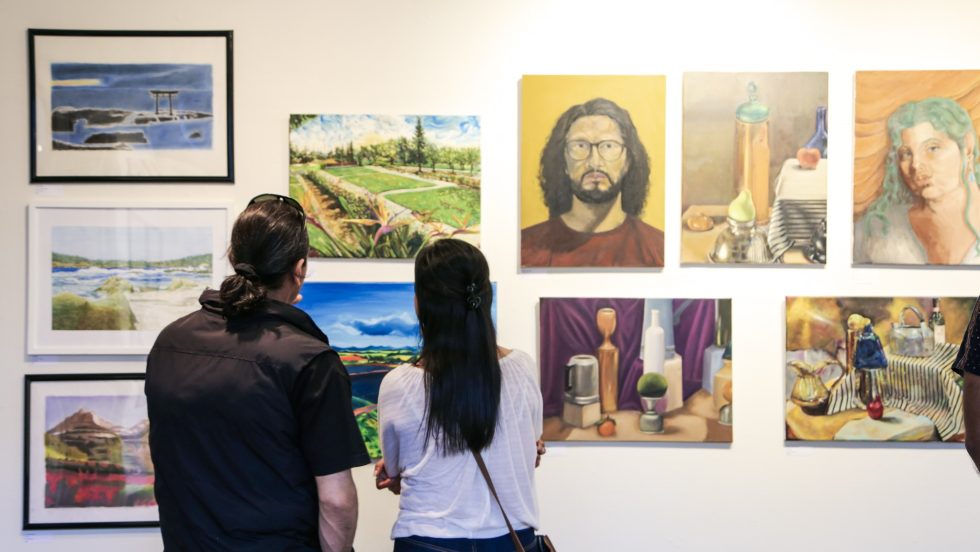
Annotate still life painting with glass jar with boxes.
[539,298,732,443]
[784,296,975,442]
[681,72,828,265]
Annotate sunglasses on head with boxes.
[248,193,305,218]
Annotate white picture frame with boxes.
[27,202,231,355]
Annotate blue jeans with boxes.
[393,528,537,551]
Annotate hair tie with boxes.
[465,282,482,310]
[234,263,259,281]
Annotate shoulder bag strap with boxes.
[473,450,525,552]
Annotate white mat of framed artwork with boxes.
[27,203,230,355]
[25,375,157,528]
[30,31,232,181]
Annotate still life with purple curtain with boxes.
[540,298,733,443]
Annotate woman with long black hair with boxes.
[375,239,544,551]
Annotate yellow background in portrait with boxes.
[854,70,980,218]
[520,75,666,230]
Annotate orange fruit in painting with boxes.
[596,416,617,437]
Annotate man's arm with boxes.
[965,372,980,472]
[315,469,358,552]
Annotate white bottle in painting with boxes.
[663,353,684,413]
[931,305,946,345]
[643,309,666,375]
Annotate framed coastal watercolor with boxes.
[27,203,230,355]
[28,29,234,182]
[24,373,157,529]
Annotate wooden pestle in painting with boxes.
[596,308,620,413]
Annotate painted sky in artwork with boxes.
[51,63,213,112]
[290,115,481,154]
[300,282,496,349]
[301,283,419,349]
[46,394,147,431]
[52,226,211,262]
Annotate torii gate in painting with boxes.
[149,90,179,116]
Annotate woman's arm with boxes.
[376,372,402,493]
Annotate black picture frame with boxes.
[28,29,234,183]
[23,373,157,530]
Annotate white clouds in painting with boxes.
[290,114,480,154]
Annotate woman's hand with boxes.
[374,459,402,495]
[535,439,546,468]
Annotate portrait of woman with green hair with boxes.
[854,97,980,264]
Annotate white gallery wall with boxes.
[3,0,980,550]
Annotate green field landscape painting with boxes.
[289,114,481,258]
[301,282,420,457]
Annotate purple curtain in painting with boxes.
[674,299,716,399]
[540,298,645,417]
[540,298,719,416]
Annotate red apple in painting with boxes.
[867,397,884,420]
[796,147,820,170]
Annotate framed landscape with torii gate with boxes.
[28,29,234,182]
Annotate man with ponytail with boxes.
[146,194,369,551]
[375,239,545,551]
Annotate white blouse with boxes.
[378,349,542,539]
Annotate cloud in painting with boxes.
[290,114,480,155]
[335,312,416,337]
[51,63,212,90]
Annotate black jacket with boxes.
[146,289,369,551]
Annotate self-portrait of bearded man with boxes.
[522,97,665,267]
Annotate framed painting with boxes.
[682,72,828,265]
[853,70,980,266]
[289,114,480,258]
[27,203,231,355]
[785,296,974,442]
[520,75,666,268]
[299,282,496,457]
[29,29,234,182]
[24,373,157,530]
[539,298,732,443]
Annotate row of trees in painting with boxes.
[290,116,480,176]
[288,114,481,258]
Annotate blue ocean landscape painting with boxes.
[52,226,212,331]
[301,282,496,458]
[301,283,417,458]
[50,63,213,150]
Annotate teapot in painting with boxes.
[788,359,843,416]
